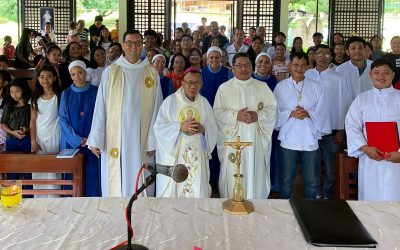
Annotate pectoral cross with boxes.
[224,136,253,176]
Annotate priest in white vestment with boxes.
[88,30,163,197]
[274,52,331,199]
[346,59,400,201]
[214,52,277,199]
[154,68,218,198]
[305,44,350,199]
[336,36,374,102]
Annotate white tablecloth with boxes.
[0,198,399,249]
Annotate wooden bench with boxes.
[335,151,359,200]
[0,152,84,197]
[7,67,36,79]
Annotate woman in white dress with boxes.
[30,65,61,197]
[86,46,106,86]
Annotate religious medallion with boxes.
[110,148,119,159]
[257,102,264,110]
[228,152,236,163]
[144,77,155,88]
[178,106,200,123]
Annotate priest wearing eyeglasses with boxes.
[154,67,218,198]
[213,52,277,199]
[88,30,163,197]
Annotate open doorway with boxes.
[172,0,237,40]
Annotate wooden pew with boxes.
[7,67,36,79]
[335,151,359,200]
[0,152,84,197]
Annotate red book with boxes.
[365,122,399,158]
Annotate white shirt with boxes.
[305,67,351,130]
[226,43,249,66]
[274,77,331,151]
[266,46,290,61]
[335,59,374,101]
[87,66,106,86]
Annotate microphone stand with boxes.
[115,174,156,250]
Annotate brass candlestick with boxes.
[222,136,254,215]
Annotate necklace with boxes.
[292,79,305,102]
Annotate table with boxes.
[0,198,399,249]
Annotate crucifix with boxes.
[224,136,253,176]
[222,136,254,215]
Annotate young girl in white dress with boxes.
[30,65,61,197]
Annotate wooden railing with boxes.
[0,152,84,197]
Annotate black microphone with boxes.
[144,163,189,183]
[114,163,189,250]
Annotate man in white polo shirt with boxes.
[226,28,249,67]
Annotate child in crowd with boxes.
[30,65,61,196]
[0,78,32,152]
[2,35,16,60]
[59,60,101,197]
[272,43,289,81]
[0,70,12,151]
[0,55,8,70]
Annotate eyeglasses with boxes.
[124,40,143,47]
[182,39,192,43]
[184,80,202,87]
[316,52,331,58]
[190,55,200,58]
[233,64,251,69]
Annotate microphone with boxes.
[144,163,188,183]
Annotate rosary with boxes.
[292,80,305,103]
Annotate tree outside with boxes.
[287,0,329,50]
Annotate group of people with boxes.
[1,15,400,201]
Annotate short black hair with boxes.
[95,15,103,22]
[345,36,366,50]
[122,29,143,42]
[273,31,286,40]
[0,55,8,63]
[315,44,332,54]
[252,35,263,43]
[275,43,286,49]
[371,58,395,72]
[144,29,157,38]
[181,34,193,41]
[313,32,323,38]
[290,52,307,62]
[232,52,250,66]
[108,42,122,51]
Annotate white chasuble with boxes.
[154,87,218,198]
[346,87,400,201]
[213,78,277,199]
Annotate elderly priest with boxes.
[213,52,277,199]
[154,67,218,198]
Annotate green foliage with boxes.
[0,0,18,22]
[81,0,118,17]
[289,0,329,15]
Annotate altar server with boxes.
[346,59,400,201]
[336,36,374,101]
